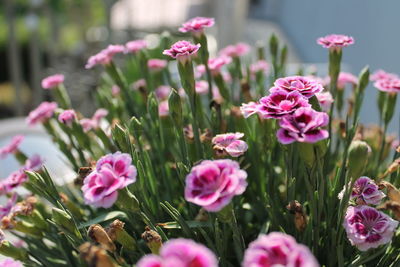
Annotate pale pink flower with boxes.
[250,60,269,75]
[0,135,24,159]
[212,86,224,103]
[155,86,171,100]
[212,133,248,157]
[58,109,76,126]
[338,177,385,205]
[26,102,58,126]
[82,152,137,208]
[148,59,168,71]
[208,56,232,75]
[125,40,148,54]
[317,34,354,50]
[0,258,23,267]
[185,159,247,212]
[93,108,109,124]
[0,171,27,194]
[158,101,169,117]
[195,80,209,95]
[343,205,398,251]
[271,76,323,98]
[306,75,329,87]
[80,109,109,132]
[240,102,259,118]
[163,41,201,63]
[85,45,125,69]
[195,64,206,78]
[137,238,218,267]
[316,91,334,111]
[132,79,147,91]
[41,74,64,89]
[179,17,215,35]
[222,72,232,83]
[243,232,319,267]
[23,154,44,172]
[370,70,399,82]
[337,72,358,89]
[80,119,96,132]
[219,43,250,58]
[112,85,120,96]
[374,78,400,93]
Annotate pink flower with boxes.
[179,17,215,35]
[132,79,147,91]
[271,76,323,98]
[337,72,358,89]
[257,89,311,119]
[158,101,169,117]
[58,109,76,126]
[0,171,27,194]
[195,64,206,78]
[212,86,223,104]
[0,135,24,159]
[155,86,171,100]
[112,85,120,96]
[250,60,269,75]
[85,45,125,69]
[93,108,109,122]
[82,152,137,208]
[148,59,168,71]
[219,43,250,58]
[0,258,23,267]
[338,177,385,205]
[316,91,334,111]
[26,101,58,126]
[343,205,398,251]
[317,34,354,50]
[23,154,44,172]
[243,232,319,267]
[212,133,248,157]
[125,40,148,54]
[80,119,96,132]
[240,102,259,118]
[276,107,329,144]
[163,41,201,63]
[0,194,17,219]
[195,80,209,95]
[208,56,232,75]
[80,108,109,132]
[370,69,399,82]
[307,75,329,87]
[185,159,247,212]
[41,74,64,89]
[374,78,400,93]
[137,238,218,267]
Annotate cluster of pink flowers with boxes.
[82,152,137,208]
[219,43,250,58]
[125,40,148,54]
[85,44,125,69]
[179,17,215,35]
[338,177,385,205]
[185,159,247,212]
[41,74,64,89]
[243,232,319,267]
[317,34,354,50]
[0,135,24,159]
[212,132,248,157]
[80,108,109,132]
[163,41,201,63]
[147,59,168,71]
[137,238,218,267]
[58,109,77,126]
[26,101,58,126]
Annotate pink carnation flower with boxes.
[80,108,109,132]
[155,86,171,100]
[195,64,206,78]
[315,91,334,111]
[257,89,311,119]
[158,101,169,117]
[125,40,148,54]
[185,159,247,212]
[137,238,218,267]
[179,17,215,35]
[219,43,250,58]
[0,258,23,267]
[58,109,76,126]
[163,41,201,63]
[374,78,400,93]
[26,101,58,126]
[212,86,224,104]
[195,80,209,95]
[112,85,120,96]
[250,60,269,75]
[41,74,64,89]
[148,59,168,71]
[338,177,385,205]
[208,56,232,75]
[370,69,399,82]
[243,232,319,267]
[85,45,125,69]
[212,132,248,157]
[343,205,398,251]
[0,194,17,219]
[82,152,137,208]
[0,135,24,159]
[317,34,354,50]
[307,75,329,87]
[276,107,329,144]
[271,76,323,98]
[240,102,259,118]
[337,72,358,89]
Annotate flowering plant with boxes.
[0,19,399,267]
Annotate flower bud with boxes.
[168,89,183,126]
[79,242,116,267]
[269,34,278,59]
[88,224,116,252]
[141,226,162,254]
[347,140,371,179]
[383,93,398,125]
[106,220,136,251]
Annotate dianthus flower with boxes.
[337,72,358,89]
[26,102,58,126]
[219,43,250,58]
[85,45,125,69]
[338,177,385,205]
[208,56,232,75]
[58,109,77,126]
[195,80,209,95]
[125,40,148,54]
[163,41,200,63]
[370,69,399,82]
[317,34,354,50]
[250,60,269,75]
[0,135,24,159]
[155,86,171,100]
[147,59,168,71]
[179,17,215,35]
[41,74,64,89]
[212,133,248,157]
[315,91,334,111]
[271,76,323,98]
[0,258,23,267]
[374,78,400,93]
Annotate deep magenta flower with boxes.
[338,177,385,205]
[317,34,354,50]
[250,60,269,75]
[370,69,399,82]
[82,152,137,208]
[374,78,400,93]
[163,41,201,63]
[195,80,209,95]
[0,135,24,159]
[58,109,76,126]
[276,107,329,144]
[243,232,319,267]
[147,59,168,71]
[125,40,148,54]
[85,44,125,69]
[41,74,64,89]
[0,258,23,267]
[219,43,250,58]
[185,159,247,212]
[212,133,248,157]
[271,76,323,98]
[179,17,215,35]
[137,238,218,267]
[343,205,398,251]
[316,91,334,111]
[208,56,232,75]
[257,89,311,119]
[26,101,58,126]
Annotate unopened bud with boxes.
[347,140,371,179]
[88,224,116,252]
[169,89,183,126]
[79,242,116,267]
[141,226,162,254]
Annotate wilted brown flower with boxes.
[88,224,116,252]
[79,242,116,267]
[141,226,162,254]
[286,200,307,232]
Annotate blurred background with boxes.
[0,0,399,176]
